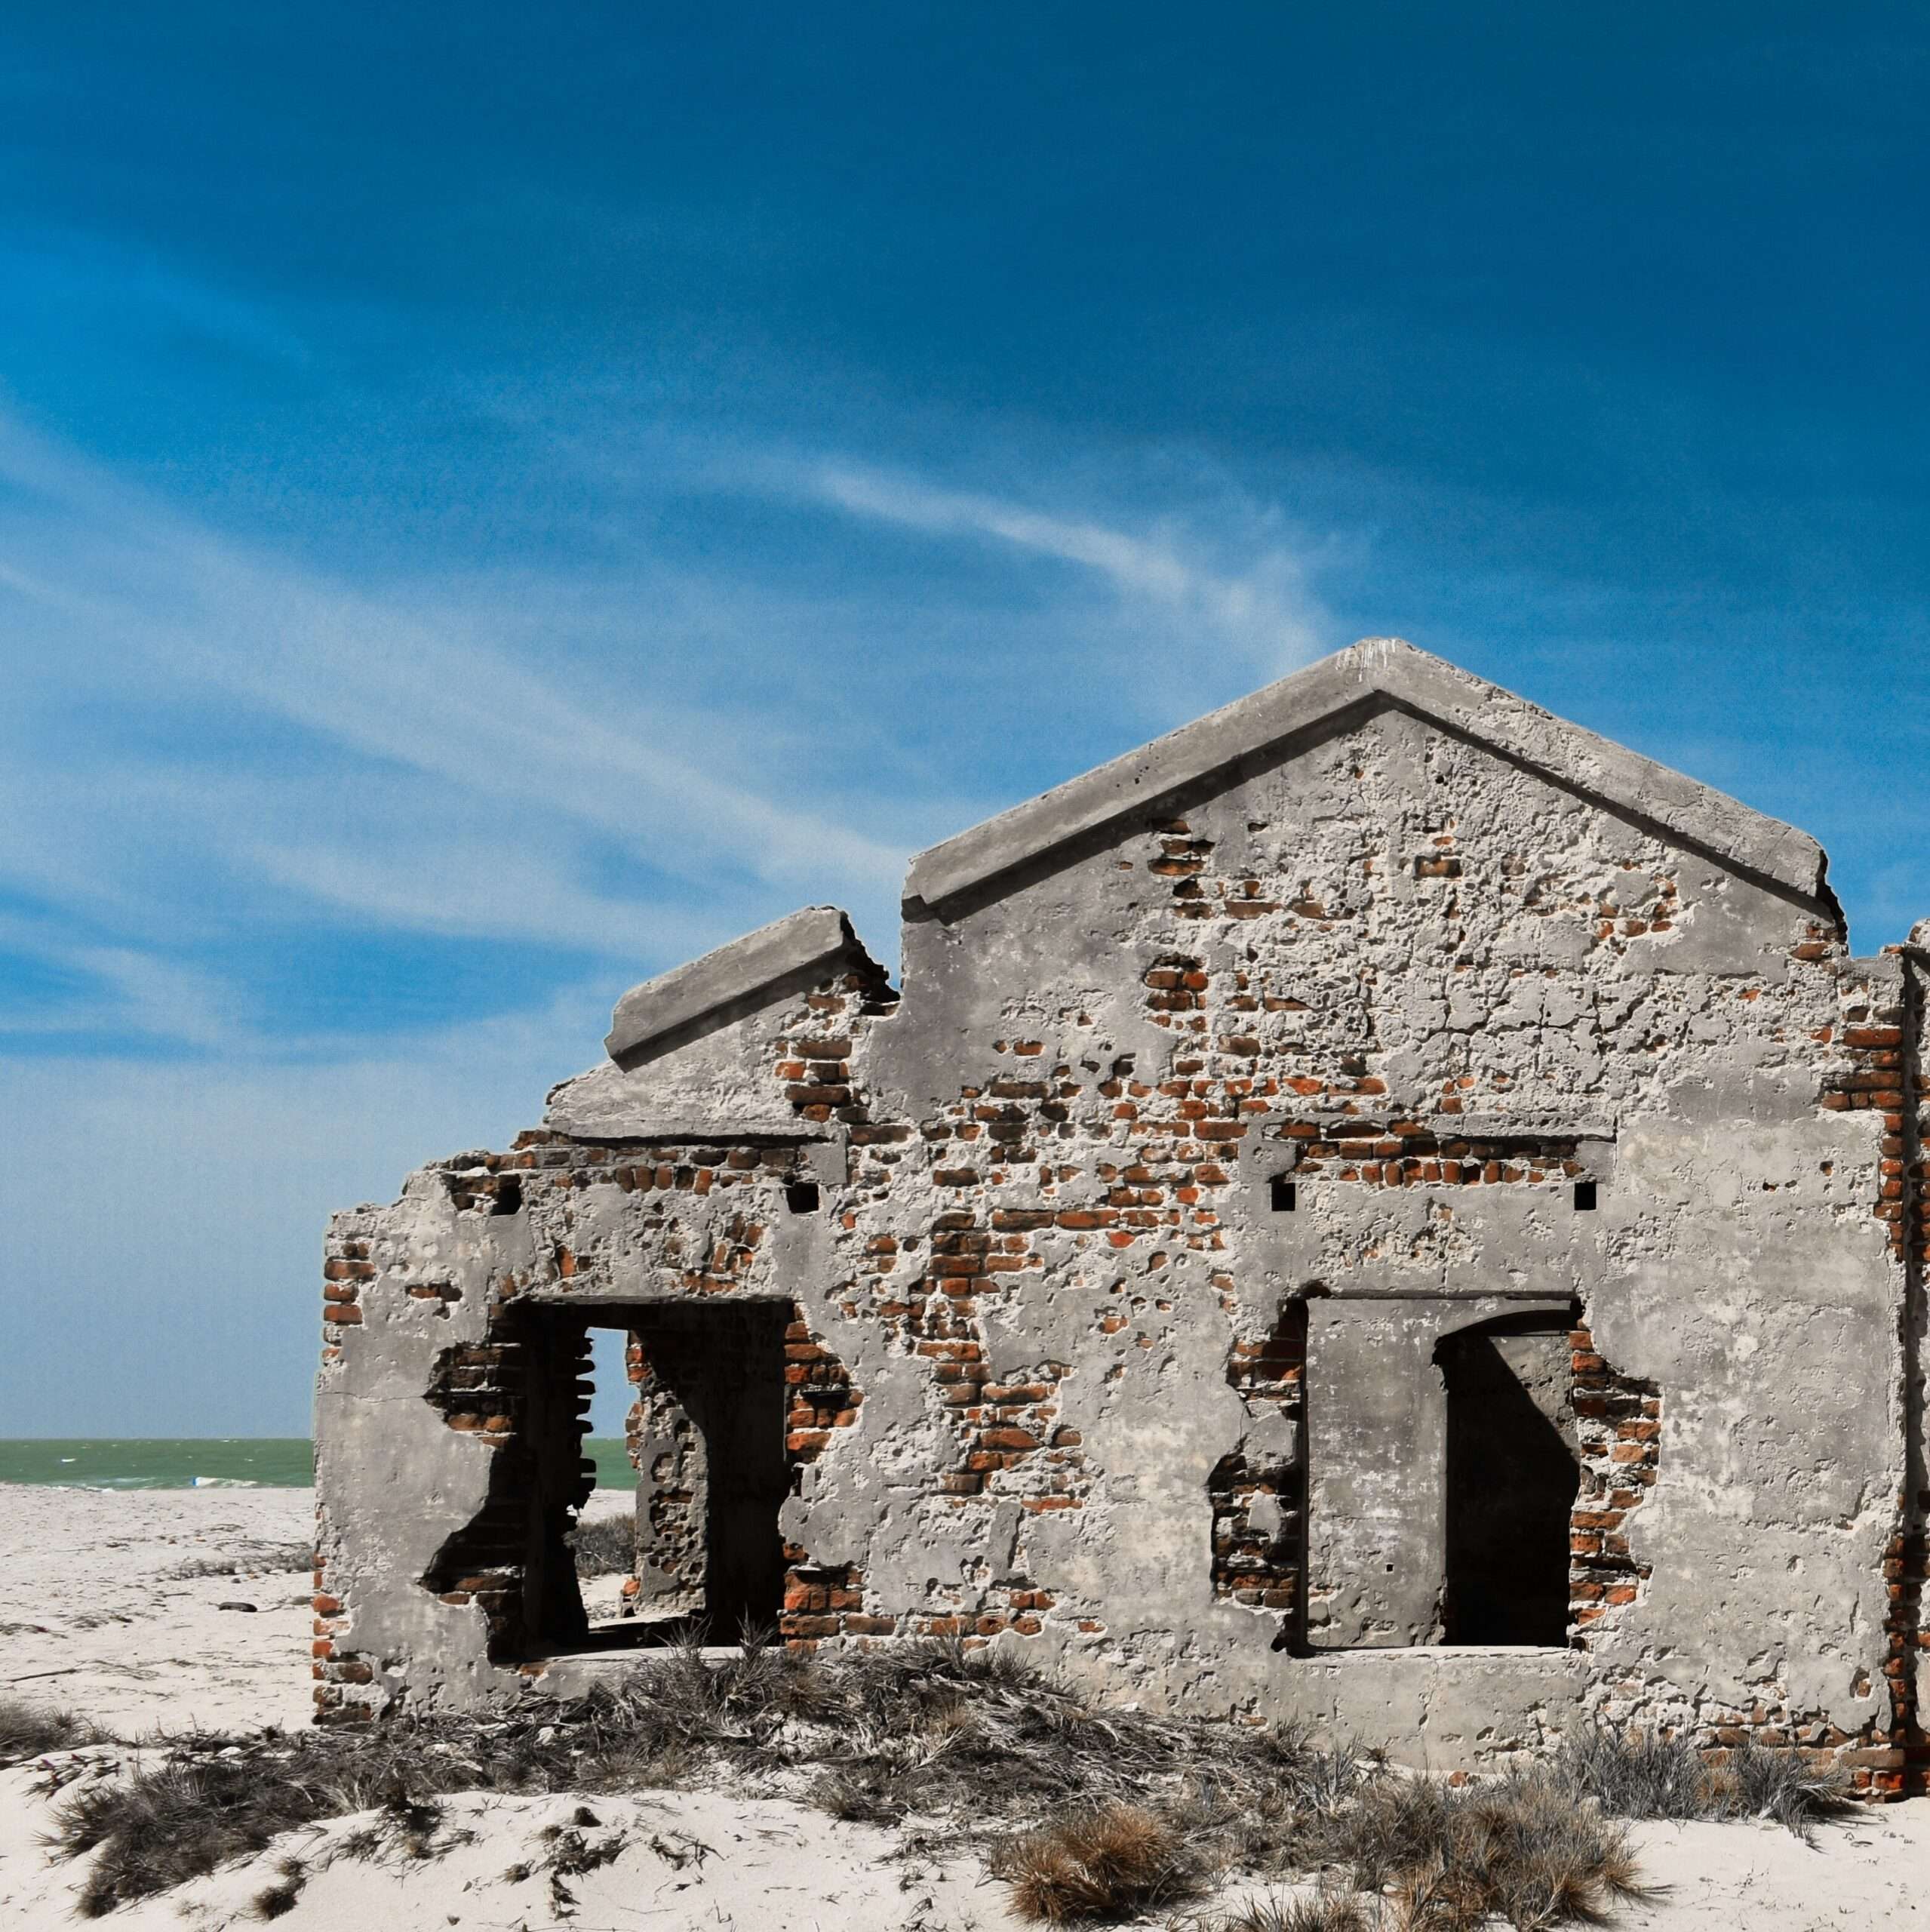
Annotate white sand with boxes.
[0,1481,320,1737]
[4,1481,1928,1930]
[0,1770,1016,1930]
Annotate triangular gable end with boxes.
[902,638,1832,919]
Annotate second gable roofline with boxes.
[604,904,872,1065]
[902,637,1831,916]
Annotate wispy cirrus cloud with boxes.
[0,417,905,898]
[0,410,1350,1058]
[0,414,922,1052]
[810,460,1333,682]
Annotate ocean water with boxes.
[0,1438,638,1491]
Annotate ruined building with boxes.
[315,639,1928,1795]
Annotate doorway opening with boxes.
[562,1326,640,1613]
[1434,1312,1579,1646]
[514,1299,792,1657]
[625,1300,791,1640]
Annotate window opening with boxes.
[1434,1313,1579,1645]
[1269,1176,1298,1213]
[1573,1180,1598,1212]
[785,1180,822,1214]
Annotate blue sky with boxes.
[2,8,1926,1435]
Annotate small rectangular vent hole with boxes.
[1574,1180,1598,1212]
[785,1181,822,1215]
[1269,1177,1297,1213]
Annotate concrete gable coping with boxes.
[604,905,862,1063]
[902,637,1830,915]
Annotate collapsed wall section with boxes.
[312,941,889,1721]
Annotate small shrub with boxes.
[569,1515,635,1579]
[0,1696,91,1766]
[992,1802,1204,1924]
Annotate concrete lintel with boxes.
[1428,1115,1616,1142]
[552,1120,827,1146]
[517,1287,800,1309]
[604,906,862,1063]
[903,637,1830,915]
[1315,1290,1582,1305]
[1258,1115,1617,1146]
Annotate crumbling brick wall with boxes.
[315,643,1917,1793]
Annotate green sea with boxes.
[0,1439,638,1490]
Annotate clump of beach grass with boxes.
[55,1755,326,1916]
[1555,1726,1852,1839]
[164,1541,314,1583]
[991,1801,1204,1923]
[248,1857,306,1920]
[0,1695,93,1767]
[1310,1769,1647,1930]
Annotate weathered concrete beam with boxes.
[903,636,1831,915]
[604,905,866,1064]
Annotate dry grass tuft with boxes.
[0,1695,92,1767]
[1345,1769,1646,1924]
[1219,1886,1375,1932]
[991,1801,1203,1924]
[1556,1727,1851,1840]
[1240,1770,1648,1932]
[810,1762,914,1823]
[249,1857,306,1920]
[165,1543,315,1583]
[57,1758,323,1917]
[536,1809,627,1877]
